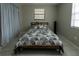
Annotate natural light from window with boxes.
[71,3,79,27]
[34,9,45,20]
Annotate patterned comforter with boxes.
[16,26,63,47]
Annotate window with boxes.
[71,3,79,27]
[34,9,45,20]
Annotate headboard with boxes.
[31,21,48,26]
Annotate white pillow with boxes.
[39,25,43,28]
[34,25,38,29]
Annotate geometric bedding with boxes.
[15,25,63,48]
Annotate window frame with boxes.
[71,3,79,28]
[34,8,45,20]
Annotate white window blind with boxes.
[34,9,45,20]
[71,3,79,27]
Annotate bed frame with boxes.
[31,21,49,27]
[14,45,64,54]
[14,21,64,54]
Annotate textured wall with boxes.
[21,4,57,31]
[57,3,79,47]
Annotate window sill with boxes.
[71,26,79,29]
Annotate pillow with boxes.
[43,25,48,28]
[39,25,43,28]
[34,25,38,29]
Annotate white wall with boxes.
[21,4,57,31]
[57,3,79,47]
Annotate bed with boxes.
[14,21,64,54]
